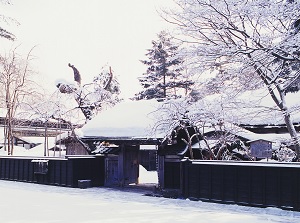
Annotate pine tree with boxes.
[133,31,194,100]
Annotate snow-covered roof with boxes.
[0,144,66,157]
[191,88,300,126]
[81,99,166,139]
[17,137,57,145]
[235,89,300,125]
[200,122,298,150]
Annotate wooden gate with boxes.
[123,145,139,185]
[105,156,119,186]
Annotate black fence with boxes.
[164,162,181,189]
[181,160,300,211]
[0,155,105,187]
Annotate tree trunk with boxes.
[254,63,300,159]
[284,112,300,156]
[268,85,300,158]
[280,98,300,158]
[163,74,166,98]
[183,126,194,159]
[44,122,48,156]
[6,111,13,155]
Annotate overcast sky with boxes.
[1,0,174,99]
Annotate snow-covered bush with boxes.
[273,146,297,162]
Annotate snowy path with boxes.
[0,180,299,223]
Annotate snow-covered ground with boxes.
[0,180,299,223]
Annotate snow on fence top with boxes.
[81,99,166,139]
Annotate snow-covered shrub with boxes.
[273,146,297,162]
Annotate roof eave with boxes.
[81,136,162,145]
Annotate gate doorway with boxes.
[105,156,119,186]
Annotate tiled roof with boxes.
[158,143,187,156]
[92,146,120,155]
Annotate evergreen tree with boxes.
[133,31,194,100]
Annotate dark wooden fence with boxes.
[164,162,181,189]
[181,159,300,211]
[0,155,105,187]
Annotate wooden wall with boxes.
[66,141,89,155]
[181,160,300,211]
[158,155,182,190]
[0,155,105,187]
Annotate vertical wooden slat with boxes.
[66,159,73,187]
[28,160,34,182]
[4,159,9,179]
[48,160,55,185]
[23,159,29,182]
[9,159,14,180]
[60,160,67,186]
[0,159,4,179]
[54,161,61,185]
[18,159,24,181]
[13,159,18,180]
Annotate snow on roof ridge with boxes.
[81,99,166,139]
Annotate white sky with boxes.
[0,0,174,99]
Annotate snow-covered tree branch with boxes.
[162,0,300,159]
[0,0,16,41]
[56,64,121,122]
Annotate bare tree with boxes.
[0,0,16,41]
[162,0,300,158]
[0,47,36,155]
[23,92,68,156]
